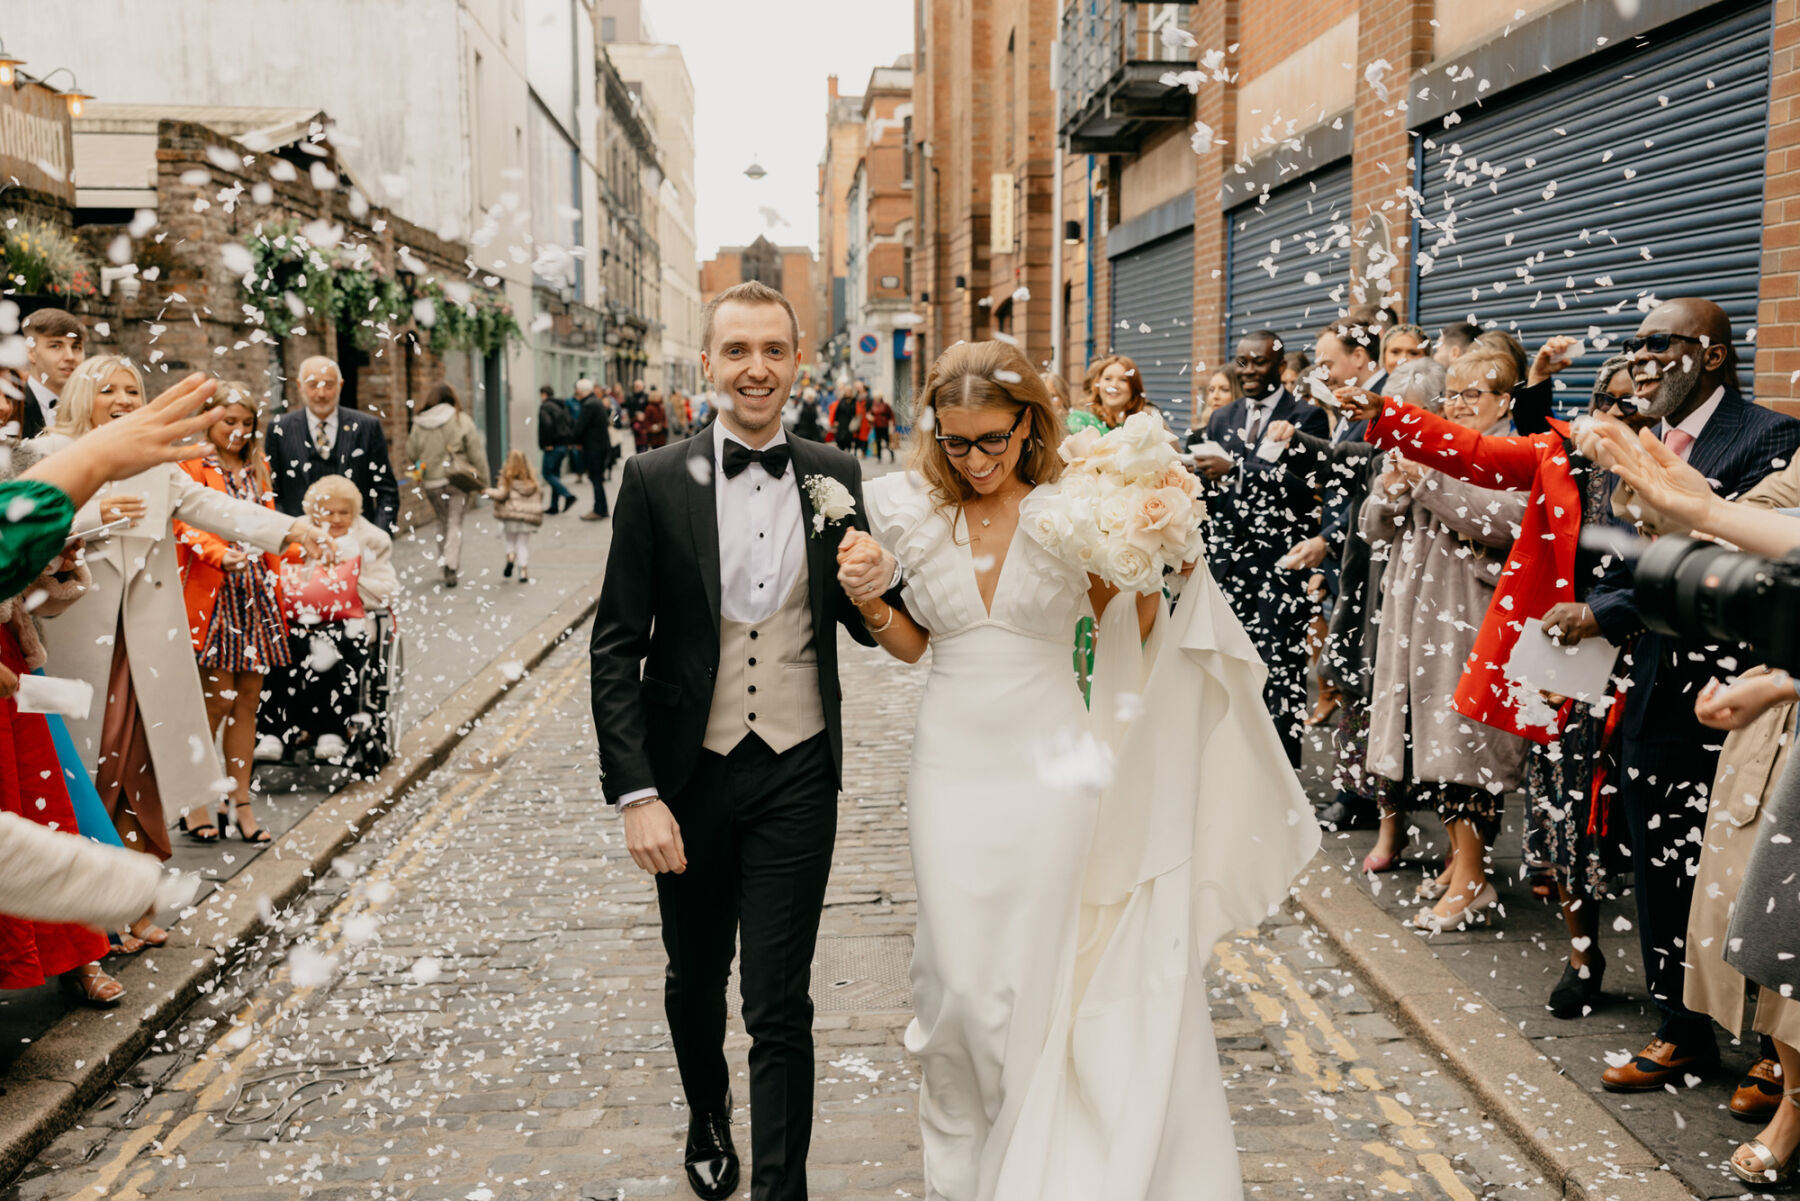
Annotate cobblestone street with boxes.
[7,628,1563,1201]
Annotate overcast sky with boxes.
[644,0,914,259]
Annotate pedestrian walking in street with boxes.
[574,384,614,521]
[537,384,577,514]
[868,393,895,461]
[485,449,545,583]
[266,357,400,533]
[173,380,288,846]
[564,383,589,482]
[405,382,489,588]
[644,388,670,450]
[791,387,824,441]
[832,383,860,450]
[590,280,900,1201]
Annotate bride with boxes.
[836,340,1321,1200]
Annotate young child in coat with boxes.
[485,450,545,583]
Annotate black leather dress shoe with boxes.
[684,1104,739,1200]
[1318,793,1377,830]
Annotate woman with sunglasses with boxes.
[834,339,1320,1199]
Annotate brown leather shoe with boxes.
[1731,1057,1786,1122]
[1601,1037,1719,1093]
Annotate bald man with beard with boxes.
[1554,298,1800,1093]
[266,356,400,532]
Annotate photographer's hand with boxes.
[1696,670,1798,731]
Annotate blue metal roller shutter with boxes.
[1415,2,1772,411]
[1108,228,1195,421]
[1225,161,1354,348]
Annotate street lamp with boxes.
[34,67,92,117]
[744,161,767,181]
[0,39,23,87]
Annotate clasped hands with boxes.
[835,529,896,607]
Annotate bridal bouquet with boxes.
[1026,411,1206,593]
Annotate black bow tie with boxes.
[722,441,791,479]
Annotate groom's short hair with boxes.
[702,281,800,356]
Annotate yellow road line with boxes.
[66,657,587,1198]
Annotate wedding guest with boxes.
[1267,358,1445,855]
[1380,323,1430,374]
[1433,321,1480,367]
[259,476,397,764]
[536,384,577,515]
[0,523,120,1005]
[1280,351,1311,395]
[1191,367,1242,439]
[1360,347,1531,930]
[20,308,84,441]
[1193,332,1328,766]
[266,357,399,532]
[29,357,328,944]
[1080,355,1151,431]
[405,382,489,589]
[1575,299,1800,1092]
[174,381,288,845]
[793,388,825,441]
[485,449,546,583]
[574,382,614,522]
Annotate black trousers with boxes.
[657,732,837,1201]
[1223,569,1308,769]
[583,450,610,515]
[1619,724,1720,1045]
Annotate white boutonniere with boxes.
[803,474,857,537]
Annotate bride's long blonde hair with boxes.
[910,341,1065,510]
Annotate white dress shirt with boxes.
[309,411,339,455]
[714,420,805,624]
[1241,388,1282,441]
[1658,385,1725,462]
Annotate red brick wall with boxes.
[1238,0,1353,84]
[1756,0,1800,414]
[1191,0,1239,385]
[1349,0,1432,312]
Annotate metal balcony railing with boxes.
[1059,0,1198,154]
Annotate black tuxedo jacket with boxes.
[266,407,400,532]
[1203,387,1330,630]
[1587,388,1800,743]
[589,431,882,803]
[20,379,54,440]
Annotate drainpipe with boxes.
[1050,38,1064,377]
[1085,154,1096,365]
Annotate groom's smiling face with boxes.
[703,300,799,443]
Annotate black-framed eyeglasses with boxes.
[1621,332,1704,356]
[1440,387,1503,408]
[935,409,1025,458]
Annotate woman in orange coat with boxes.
[174,382,289,844]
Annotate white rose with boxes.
[1060,426,1103,468]
[1024,500,1078,557]
[1107,542,1162,593]
[1109,412,1178,483]
[805,475,857,521]
[1096,491,1134,534]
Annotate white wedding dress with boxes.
[864,472,1321,1201]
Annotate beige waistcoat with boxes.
[704,564,825,756]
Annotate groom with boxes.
[589,280,899,1201]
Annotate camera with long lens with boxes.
[1633,535,1800,674]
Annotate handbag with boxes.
[280,556,366,624]
[444,417,483,492]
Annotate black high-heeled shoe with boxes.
[178,813,219,843]
[1547,955,1605,1019]
[217,802,273,845]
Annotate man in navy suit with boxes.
[1193,330,1330,766]
[267,356,400,533]
[1548,298,1800,1092]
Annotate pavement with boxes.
[3,611,1568,1199]
[0,442,1756,1199]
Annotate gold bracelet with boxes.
[865,603,896,634]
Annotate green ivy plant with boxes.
[238,220,521,355]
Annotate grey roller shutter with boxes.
[1415,2,1772,410]
[1225,161,1354,349]
[1109,228,1195,420]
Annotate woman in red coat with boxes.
[174,383,289,844]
